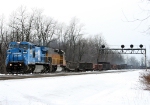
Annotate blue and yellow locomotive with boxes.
[5,41,66,73]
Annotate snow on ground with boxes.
[0,70,150,105]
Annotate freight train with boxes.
[5,41,135,74]
[5,41,66,73]
[66,62,132,72]
[66,62,111,72]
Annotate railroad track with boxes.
[0,70,139,80]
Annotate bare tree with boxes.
[8,6,35,42]
[77,38,87,62]
[56,18,84,62]
[56,23,69,51]
[0,16,9,73]
[92,34,106,63]
[33,9,58,46]
[67,18,84,61]
[127,56,140,68]
[141,56,145,66]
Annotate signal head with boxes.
[130,44,134,48]
[101,45,105,48]
[121,45,125,49]
[139,44,143,48]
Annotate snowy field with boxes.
[0,70,150,105]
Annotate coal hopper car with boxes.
[78,62,94,71]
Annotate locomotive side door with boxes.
[35,47,41,63]
[29,45,35,64]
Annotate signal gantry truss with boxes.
[99,48,146,54]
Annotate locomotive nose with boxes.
[13,53,23,61]
[9,48,24,62]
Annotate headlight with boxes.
[10,64,12,66]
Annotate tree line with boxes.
[0,7,141,73]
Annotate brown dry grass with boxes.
[140,71,150,90]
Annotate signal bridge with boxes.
[100,44,147,70]
[100,44,146,54]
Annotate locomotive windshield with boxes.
[19,44,28,50]
[9,44,18,49]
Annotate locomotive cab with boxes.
[6,42,36,73]
[6,42,24,73]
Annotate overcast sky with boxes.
[0,0,150,60]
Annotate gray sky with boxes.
[0,0,150,60]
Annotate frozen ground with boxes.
[0,69,150,105]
